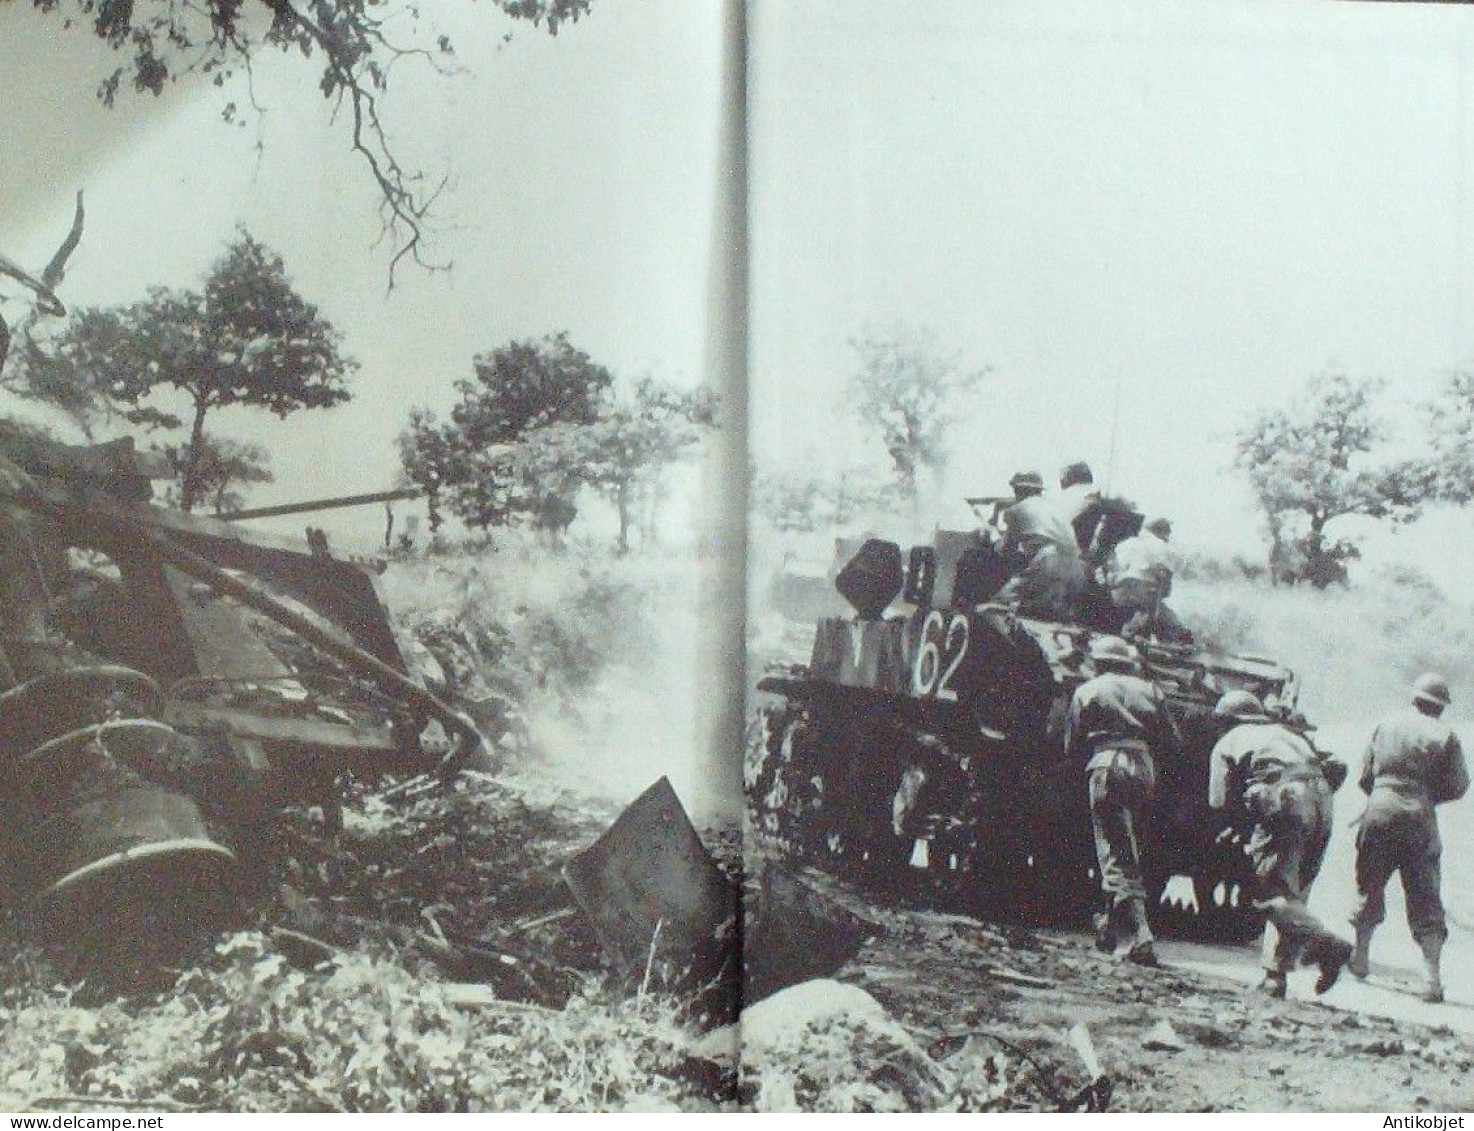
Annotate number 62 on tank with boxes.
[912,609,970,701]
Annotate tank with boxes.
[747,528,1322,940]
[0,437,486,986]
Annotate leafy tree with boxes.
[19,0,592,276]
[1235,371,1434,587]
[520,379,718,553]
[159,433,273,514]
[847,327,988,510]
[753,466,894,534]
[400,340,718,550]
[397,407,460,535]
[398,332,612,536]
[11,231,356,510]
[1428,368,1474,504]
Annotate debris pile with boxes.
[0,771,742,1112]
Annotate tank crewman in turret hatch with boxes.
[993,470,1090,620]
[975,470,1039,548]
[1065,634,1180,967]
[1209,691,1353,999]
[1349,674,1468,1003]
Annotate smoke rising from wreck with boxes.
[522,549,738,821]
[379,536,737,825]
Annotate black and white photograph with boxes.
[3,0,1474,1118]
[0,0,745,1114]
[744,0,1473,1113]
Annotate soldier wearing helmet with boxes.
[1064,634,1180,966]
[993,470,1088,620]
[1208,690,1352,999]
[976,470,1047,549]
[995,470,1069,550]
[1104,515,1180,641]
[1009,469,1044,499]
[1349,674,1468,1002]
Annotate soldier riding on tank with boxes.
[750,487,1331,938]
[991,470,1090,621]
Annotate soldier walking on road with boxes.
[1209,691,1353,1000]
[1349,675,1468,1003]
[1065,635,1179,966]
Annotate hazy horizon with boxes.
[748,0,1474,593]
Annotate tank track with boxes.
[747,699,1262,941]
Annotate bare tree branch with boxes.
[21,0,592,281]
[41,191,85,291]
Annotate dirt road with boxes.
[763,866,1474,1112]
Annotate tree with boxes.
[160,433,273,514]
[847,327,989,511]
[400,340,718,550]
[753,465,894,534]
[396,407,461,535]
[19,0,592,277]
[1427,368,1474,504]
[1235,371,1434,587]
[398,332,612,536]
[12,231,356,510]
[521,379,718,553]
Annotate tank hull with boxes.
[749,605,1302,939]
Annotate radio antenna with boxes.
[1104,368,1124,496]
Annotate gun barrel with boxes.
[965,496,1014,507]
[220,488,421,522]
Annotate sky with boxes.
[0,0,746,813]
[14,1,1473,569]
[748,0,1474,587]
[8,2,1474,808]
[0,0,731,549]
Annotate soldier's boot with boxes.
[1123,898,1159,967]
[1348,925,1374,980]
[1312,937,1353,995]
[1092,911,1117,955]
[1417,936,1445,1004]
[1125,942,1160,968]
[1257,970,1288,999]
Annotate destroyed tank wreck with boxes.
[0,437,483,986]
[748,520,1333,941]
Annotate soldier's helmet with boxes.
[1214,690,1270,722]
[1009,470,1044,493]
[1088,634,1137,670]
[1060,461,1093,489]
[1145,517,1172,539]
[1412,673,1452,711]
